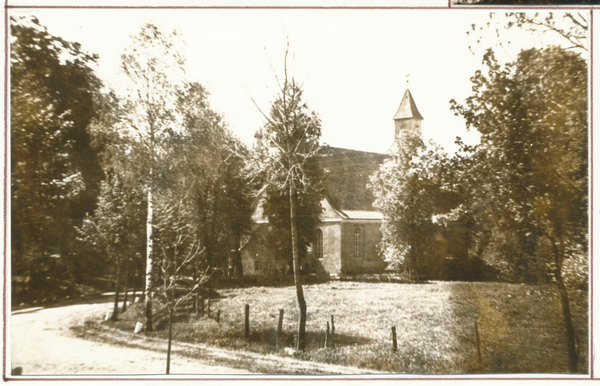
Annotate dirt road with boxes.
[10,298,377,377]
[10,300,252,376]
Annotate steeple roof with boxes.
[393,89,423,120]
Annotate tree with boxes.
[450,46,588,373]
[86,134,147,319]
[154,186,210,374]
[504,12,588,52]
[146,80,248,373]
[370,130,462,280]
[250,56,324,351]
[175,82,253,275]
[261,159,323,274]
[10,16,103,302]
[119,23,187,331]
[97,173,146,320]
[466,11,588,60]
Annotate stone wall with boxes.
[321,222,342,275]
[340,221,384,275]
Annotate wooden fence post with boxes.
[475,321,482,364]
[325,322,330,348]
[392,326,397,352]
[200,295,204,317]
[207,297,211,318]
[217,309,221,324]
[277,309,284,349]
[330,315,335,348]
[245,304,250,340]
[331,315,335,335]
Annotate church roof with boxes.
[314,146,390,213]
[393,89,423,121]
[248,145,389,224]
[342,210,384,220]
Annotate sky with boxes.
[9,7,590,154]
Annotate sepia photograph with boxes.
[6,3,592,380]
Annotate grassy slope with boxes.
[112,281,588,374]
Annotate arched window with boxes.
[314,229,323,260]
[354,227,362,259]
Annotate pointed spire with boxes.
[393,89,423,121]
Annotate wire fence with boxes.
[150,297,587,348]
[119,290,589,373]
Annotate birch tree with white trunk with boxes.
[119,23,187,331]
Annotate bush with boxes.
[562,251,588,291]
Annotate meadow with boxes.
[112,280,588,374]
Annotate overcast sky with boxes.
[9,7,590,154]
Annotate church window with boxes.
[354,227,362,259]
[314,229,323,260]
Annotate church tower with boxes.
[387,88,424,154]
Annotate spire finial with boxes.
[406,74,410,89]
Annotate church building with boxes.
[240,88,424,277]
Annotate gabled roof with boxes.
[393,89,423,121]
[341,210,384,220]
[314,146,390,212]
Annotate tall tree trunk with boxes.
[111,257,121,321]
[290,183,307,351]
[145,183,154,331]
[232,233,243,277]
[122,257,130,313]
[556,276,578,373]
[166,306,173,374]
[550,235,578,373]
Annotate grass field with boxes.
[112,281,588,374]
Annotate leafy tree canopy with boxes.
[252,79,325,267]
[11,16,104,300]
[450,46,587,276]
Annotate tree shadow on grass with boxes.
[269,329,372,351]
[443,281,585,374]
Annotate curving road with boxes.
[10,299,252,376]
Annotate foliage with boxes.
[370,142,463,279]
[450,46,588,283]
[10,16,104,301]
[120,23,187,145]
[261,163,324,269]
[252,80,325,267]
[561,246,588,291]
[117,22,190,331]
[173,82,253,274]
[89,23,254,329]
